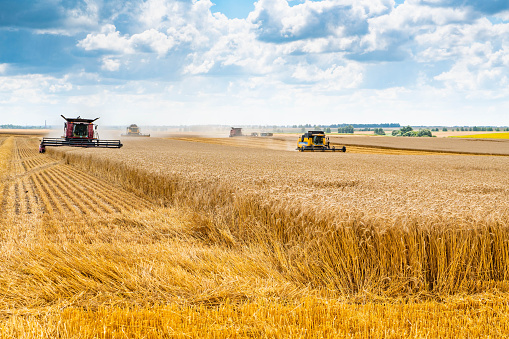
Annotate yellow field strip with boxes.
[2,176,17,222]
[0,137,14,213]
[0,136,13,175]
[452,132,509,139]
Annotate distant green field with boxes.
[452,133,509,139]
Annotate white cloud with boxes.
[131,29,176,56]
[101,57,121,71]
[361,3,471,55]
[415,18,509,60]
[249,0,377,42]
[79,25,177,57]
[62,0,100,31]
[79,24,133,53]
[433,42,509,91]
[0,64,7,75]
[0,74,72,104]
[291,62,364,90]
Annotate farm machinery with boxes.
[229,127,243,137]
[231,127,274,138]
[121,124,150,137]
[39,115,123,153]
[297,130,346,152]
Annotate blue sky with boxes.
[212,0,255,18]
[1,0,509,126]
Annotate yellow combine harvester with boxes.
[297,130,346,152]
[121,124,150,137]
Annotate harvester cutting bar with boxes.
[40,138,123,148]
[298,146,346,152]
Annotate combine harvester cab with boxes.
[121,124,150,137]
[297,130,346,152]
[39,115,123,153]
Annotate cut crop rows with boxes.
[1,137,153,222]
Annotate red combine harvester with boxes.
[39,115,123,153]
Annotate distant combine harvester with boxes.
[230,127,273,137]
[229,127,243,137]
[121,124,150,137]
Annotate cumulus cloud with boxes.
[101,57,121,71]
[415,18,509,60]
[433,41,509,90]
[0,74,72,104]
[351,3,472,61]
[79,24,132,53]
[79,24,176,56]
[249,0,380,42]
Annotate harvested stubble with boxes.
[3,295,509,338]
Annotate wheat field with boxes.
[2,134,509,337]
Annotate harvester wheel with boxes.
[342,146,346,152]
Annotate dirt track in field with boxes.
[1,137,152,221]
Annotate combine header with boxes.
[39,115,123,153]
[297,130,346,152]
[121,124,150,137]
